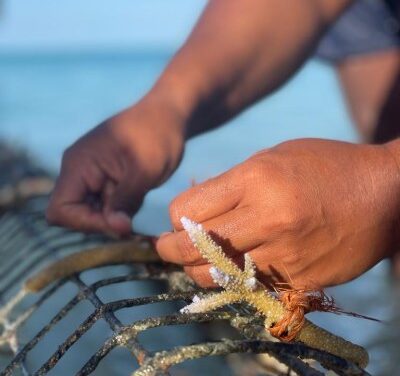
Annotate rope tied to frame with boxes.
[270,288,380,342]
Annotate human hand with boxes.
[46,95,184,236]
[157,138,400,288]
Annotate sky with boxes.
[0,0,207,51]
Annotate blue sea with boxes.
[0,50,398,374]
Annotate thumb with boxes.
[103,178,145,235]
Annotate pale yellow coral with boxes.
[180,216,369,369]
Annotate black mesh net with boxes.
[0,143,369,376]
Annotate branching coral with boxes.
[179,216,369,369]
[0,216,369,371]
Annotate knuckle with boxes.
[183,266,197,284]
[156,236,177,264]
[168,195,185,230]
[279,206,303,231]
[60,151,74,170]
[61,145,81,168]
[265,197,307,237]
[61,147,73,162]
[45,205,59,225]
[274,139,308,154]
[282,247,303,266]
[177,233,202,265]
[242,158,267,182]
[276,185,309,230]
[184,266,210,288]
[275,139,296,150]
[281,210,312,239]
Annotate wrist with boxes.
[108,94,186,187]
[139,87,189,140]
[150,66,225,139]
[149,73,201,134]
[137,93,186,178]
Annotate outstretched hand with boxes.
[157,139,400,288]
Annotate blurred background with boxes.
[0,0,398,374]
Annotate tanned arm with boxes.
[155,0,353,136]
[47,0,353,235]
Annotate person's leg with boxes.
[315,0,400,141]
[337,49,400,143]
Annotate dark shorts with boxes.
[316,0,400,63]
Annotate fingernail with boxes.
[107,211,132,233]
[109,211,131,222]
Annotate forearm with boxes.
[150,0,352,137]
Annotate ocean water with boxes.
[0,50,398,374]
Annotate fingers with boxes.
[102,175,146,235]
[48,202,111,233]
[101,180,133,235]
[157,206,264,265]
[184,265,216,288]
[47,172,110,233]
[168,169,243,230]
[105,211,133,236]
[106,173,145,215]
[48,153,142,236]
[182,248,288,288]
[183,250,271,288]
[47,155,129,235]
